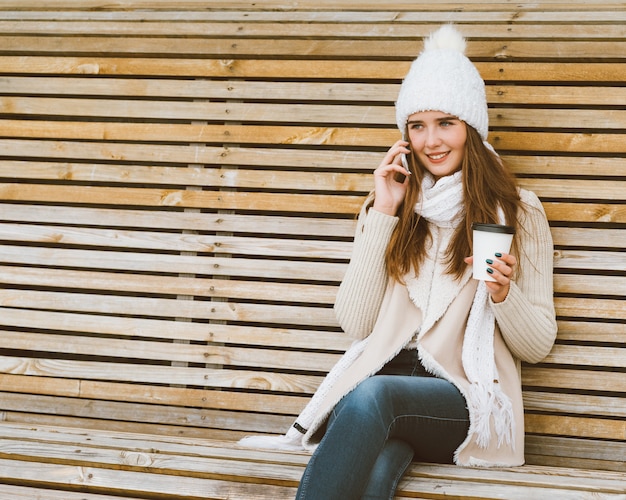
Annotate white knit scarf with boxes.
[239,171,514,452]
[417,170,514,449]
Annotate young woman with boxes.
[240,25,557,500]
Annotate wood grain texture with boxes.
[0,1,624,497]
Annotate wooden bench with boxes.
[0,1,624,498]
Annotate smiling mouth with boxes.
[427,152,450,161]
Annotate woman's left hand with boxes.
[464,253,517,303]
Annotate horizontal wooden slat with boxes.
[0,457,298,500]
[525,435,625,472]
[0,266,338,303]
[0,308,351,350]
[524,392,626,418]
[0,392,295,434]
[3,0,622,13]
[523,367,626,393]
[0,184,362,213]
[1,21,625,39]
[0,224,353,257]
[1,155,624,179]
[0,246,349,281]
[0,331,339,372]
[2,107,625,135]
[2,78,625,109]
[0,57,623,82]
[525,414,625,441]
[0,374,311,413]
[0,356,323,393]
[0,203,358,236]
[556,320,625,343]
[543,345,625,368]
[1,5,625,18]
[0,36,624,60]
[0,290,339,326]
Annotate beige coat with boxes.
[301,188,557,467]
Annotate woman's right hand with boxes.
[372,140,411,216]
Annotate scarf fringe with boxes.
[468,381,515,449]
[238,430,304,451]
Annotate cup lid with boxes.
[472,223,515,234]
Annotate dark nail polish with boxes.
[486,259,494,265]
[486,268,494,274]
[495,253,502,258]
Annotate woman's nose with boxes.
[425,128,442,148]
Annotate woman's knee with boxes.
[334,376,394,420]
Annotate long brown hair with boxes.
[384,125,522,283]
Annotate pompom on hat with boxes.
[395,25,489,140]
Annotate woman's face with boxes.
[406,110,467,180]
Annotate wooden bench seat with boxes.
[0,1,624,498]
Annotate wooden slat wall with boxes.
[0,0,623,475]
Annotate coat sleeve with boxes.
[491,189,558,363]
[333,202,398,340]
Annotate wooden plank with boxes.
[556,320,625,343]
[0,484,146,500]
[551,228,625,249]
[0,330,340,371]
[518,179,624,200]
[0,246,350,281]
[1,412,251,441]
[0,354,324,392]
[525,414,625,441]
[0,57,622,82]
[524,392,626,418]
[523,368,626,393]
[543,203,626,224]
[0,164,373,195]
[0,437,303,484]
[0,184,361,213]
[0,308,351,350]
[554,275,626,295]
[0,374,311,414]
[525,435,626,464]
[1,21,626,39]
[0,458,299,500]
[1,156,622,181]
[404,463,626,495]
[0,266,338,304]
[0,224,354,258]
[554,297,624,321]
[0,392,296,435]
[543,345,625,368]
[2,101,625,130]
[1,36,624,59]
[0,290,339,326]
[0,0,624,11]
[0,203,359,236]
[2,77,625,109]
[1,7,625,21]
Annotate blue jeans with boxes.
[295,349,470,500]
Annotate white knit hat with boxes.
[395,25,489,140]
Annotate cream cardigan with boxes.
[301,188,557,466]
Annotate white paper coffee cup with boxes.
[472,223,515,281]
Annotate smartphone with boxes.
[395,134,410,183]
[401,153,409,172]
